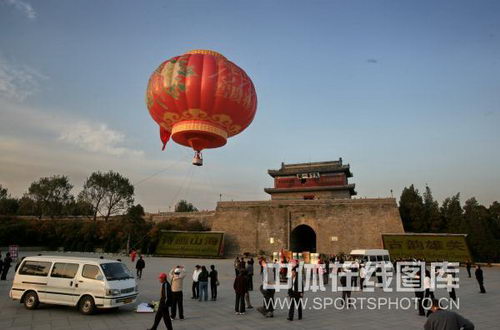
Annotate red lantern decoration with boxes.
[146,49,257,165]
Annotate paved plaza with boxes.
[0,252,499,330]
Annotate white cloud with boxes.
[1,101,144,158]
[0,56,47,101]
[3,0,36,19]
[0,136,189,208]
[58,122,143,157]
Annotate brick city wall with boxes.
[210,198,404,256]
[269,190,352,200]
[147,198,404,256]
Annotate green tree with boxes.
[63,197,94,216]
[78,171,134,221]
[440,193,464,233]
[399,185,424,232]
[423,186,442,232]
[127,204,145,223]
[0,185,19,215]
[0,185,7,200]
[489,201,500,239]
[463,198,497,262]
[17,195,37,215]
[26,175,74,218]
[175,199,198,212]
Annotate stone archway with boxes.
[290,224,316,253]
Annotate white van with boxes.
[9,256,138,314]
[350,249,391,264]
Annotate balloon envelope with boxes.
[146,49,257,153]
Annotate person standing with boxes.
[135,255,145,279]
[466,261,472,278]
[233,269,247,315]
[0,252,3,277]
[191,265,201,299]
[234,257,240,276]
[130,249,137,263]
[287,267,303,321]
[475,265,486,293]
[415,270,425,316]
[258,257,264,275]
[169,266,185,320]
[1,252,12,281]
[147,273,173,330]
[246,260,254,291]
[244,267,253,309]
[339,266,352,309]
[324,257,330,285]
[257,284,275,318]
[209,265,218,301]
[198,266,209,302]
[359,264,366,291]
[424,299,474,330]
[447,269,457,302]
[424,270,435,317]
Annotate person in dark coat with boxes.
[1,252,12,280]
[475,265,486,293]
[147,273,173,330]
[135,255,145,279]
[287,267,303,321]
[0,252,3,275]
[233,270,248,315]
[198,266,209,302]
[209,265,218,301]
[412,270,425,316]
[246,260,254,291]
[339,267,352,309]
[257,284,275,317]
[424,299,474,330]
[466,261,472,278]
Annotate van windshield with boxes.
[100,263,133,281]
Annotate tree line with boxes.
[0,171,133,221]
[0,206,208,254]
[0,171,199,220]
[399,185,500,262]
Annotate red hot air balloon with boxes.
[146,49,257,166]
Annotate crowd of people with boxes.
[0,248,482,330]
[143,260,219,330]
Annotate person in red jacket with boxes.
[130,249,137,262]
[148,273,173,330]
[233,269,248,315]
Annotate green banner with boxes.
[156,231,224,257]
[382,234,472,262]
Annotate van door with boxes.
[17,260,52,302]
[45,263,80,305]
[75,264,105,303]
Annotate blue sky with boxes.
[1,0,499,211]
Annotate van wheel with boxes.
[24,291,39,310]
[79,296,96,315]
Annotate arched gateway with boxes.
[290,224,316,253]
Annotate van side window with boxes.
[19,261,52,276]
[51,263,79,279]
[82,265,102,280]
